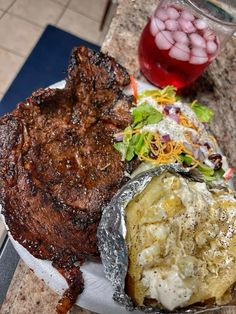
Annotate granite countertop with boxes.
[102,0,236,180]
[1,1,236,314]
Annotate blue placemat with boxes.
[0,25,100,116]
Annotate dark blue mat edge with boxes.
[0,24,100,116]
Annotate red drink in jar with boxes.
[138,5,219,88]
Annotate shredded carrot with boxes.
[130,75,138,102]
[223,168,234,181]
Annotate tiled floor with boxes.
[0,0,114,97]
[0,0,116,246]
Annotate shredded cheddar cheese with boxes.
[179,114,198,130]
[140,132,200,168]
[152,94,176,104]
[138,86,177,105]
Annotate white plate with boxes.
[1,80,233,314]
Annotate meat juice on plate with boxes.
[138,5,219,88]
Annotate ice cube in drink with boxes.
[138,5,219,88]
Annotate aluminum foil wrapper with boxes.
[97,164,236,313]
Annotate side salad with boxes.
[114,84,234,182]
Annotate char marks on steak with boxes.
[0,46,134,313]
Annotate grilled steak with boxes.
[0,46,134,313]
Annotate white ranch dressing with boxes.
[142,117,197,142]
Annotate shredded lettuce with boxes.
[198,163,214,176]
[113,142,127,161]
[197,163,225,181]
[114,102,163,161]
[132,103,163,129]
[178,153,193,167]
[138,85,177,103]
[113,86,221,182]
[113,126,133,161]
[191,101,214,123]
[114,131,152,161]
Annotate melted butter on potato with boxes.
[125,171,236,310]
